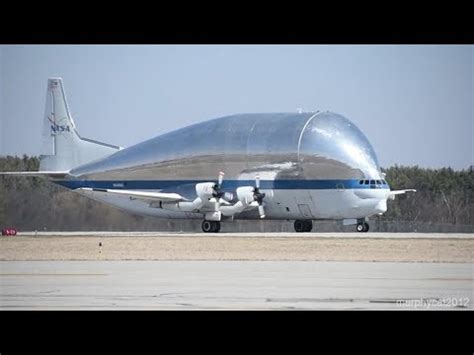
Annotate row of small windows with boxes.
[358,179,387,185]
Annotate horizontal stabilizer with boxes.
[0,171,70,179]
[388,189,416,200]
[390,189,417,195]
[77,187,187,202]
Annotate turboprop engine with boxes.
[195,182,216,201]
[221,175,266,218]
[162,172,266,220]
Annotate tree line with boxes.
[0,155,472,232]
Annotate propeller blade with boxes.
[258,204,265,219]
[218,171,224,187]
[224,192,234,201]
[255,175,260,189]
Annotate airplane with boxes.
[1,78,416,233]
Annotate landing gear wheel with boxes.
[294,220,312,233]
[202,220,221,233]
[294,220,305,232]
[356,222,369,233]
[202,220,213,233]
[212,221,221,233]
[363,222,369,232]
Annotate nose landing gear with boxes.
[202,220,221,233]
[356,222,369,232]
[294,220,313,232]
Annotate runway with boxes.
[0,260,472,310]
[18,231,474,239]
[2,233,472,309]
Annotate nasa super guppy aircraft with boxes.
[2,78,416,233]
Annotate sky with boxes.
[0,45,472,170]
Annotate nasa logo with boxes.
[48,115,70,134]
[51,123,71,133]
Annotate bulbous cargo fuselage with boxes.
[66,111,389,220]
[72,112,382,180]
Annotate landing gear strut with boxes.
[356,222,369,232]
[294,220,313,233]
[202,220,221,233]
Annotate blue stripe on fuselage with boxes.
[54,179,390,191]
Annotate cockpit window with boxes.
[370,180,375,184]
[382,180,387,185]
[359,180,364,185]
[364,180,369,185]
[376,180,381,185]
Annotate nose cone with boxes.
[298,112,382,179]
[375,199,387,214]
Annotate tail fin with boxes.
[39,78,122,171]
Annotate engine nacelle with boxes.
[195,182,216,200]
[236,186,255,204]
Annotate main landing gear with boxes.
[356,222,369,232]
[294,220,313,233]
[202,220,221,233]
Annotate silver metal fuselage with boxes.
[57,111,390,221]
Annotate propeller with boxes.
[212,171,225,199]
[212,172,233,209]
[253,175,266,218]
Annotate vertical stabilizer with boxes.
[39,78,122,171]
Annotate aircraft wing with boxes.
[388,189,416,200]
[0,171,70,179]
[77,187,187,202]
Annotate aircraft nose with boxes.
[374,199,387,214]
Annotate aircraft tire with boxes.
[363,222,369,232]
[356,223,365,232]
[212,221,221,233]
[202,220,214,233]
[294,220,305,232]
[294,220,311,233]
